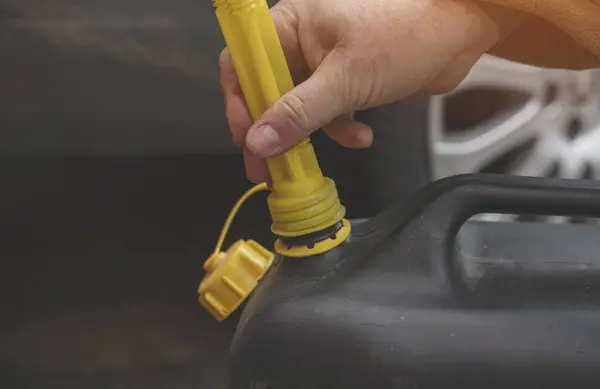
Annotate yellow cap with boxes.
[198,239,275,322]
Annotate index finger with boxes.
[219,49,242,97]
[220,49,253,148]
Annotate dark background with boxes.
[0,156,271,389]
[0,1,430,388]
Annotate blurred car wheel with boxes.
[430,55,600,223]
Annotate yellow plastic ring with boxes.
[274,219,351,258]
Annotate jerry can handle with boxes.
[409,174,600,239]
[403,173,600,299]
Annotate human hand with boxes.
[220,0,503,183]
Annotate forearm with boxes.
[481,0,600,47]
[479,0,600,69]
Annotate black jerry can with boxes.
[228,174,600,389]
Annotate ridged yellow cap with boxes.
[198,240,275,322]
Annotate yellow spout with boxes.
[214,0,349,256]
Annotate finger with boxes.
[219,3,306,98]
[323,116,373,149]
[220,49,252,147]
[269,1,309,78]
[243,146,269,184]
[226,93,253,148]
[219,2,308,149]
[219,1,305,93]
[245,50,352,158]
[219,49,241,97]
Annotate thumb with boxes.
[245,51,351,158]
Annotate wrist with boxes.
[477,0,600,68]
[476,2,528,47]
[440,0,524,54]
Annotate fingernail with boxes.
[246,125,281,157]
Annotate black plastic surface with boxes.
[230,174,600,389]
[313,101,431,218]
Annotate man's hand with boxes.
[220,0,502,182]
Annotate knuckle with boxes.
[271,0,296,24]
[219,49,231,70]
[277,94,310,135]
[339,52,379,110]
[342,50,367,75]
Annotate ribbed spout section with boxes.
[213,0,258,13]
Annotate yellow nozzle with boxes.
[199,0,351,321]
[214,0,350,256]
